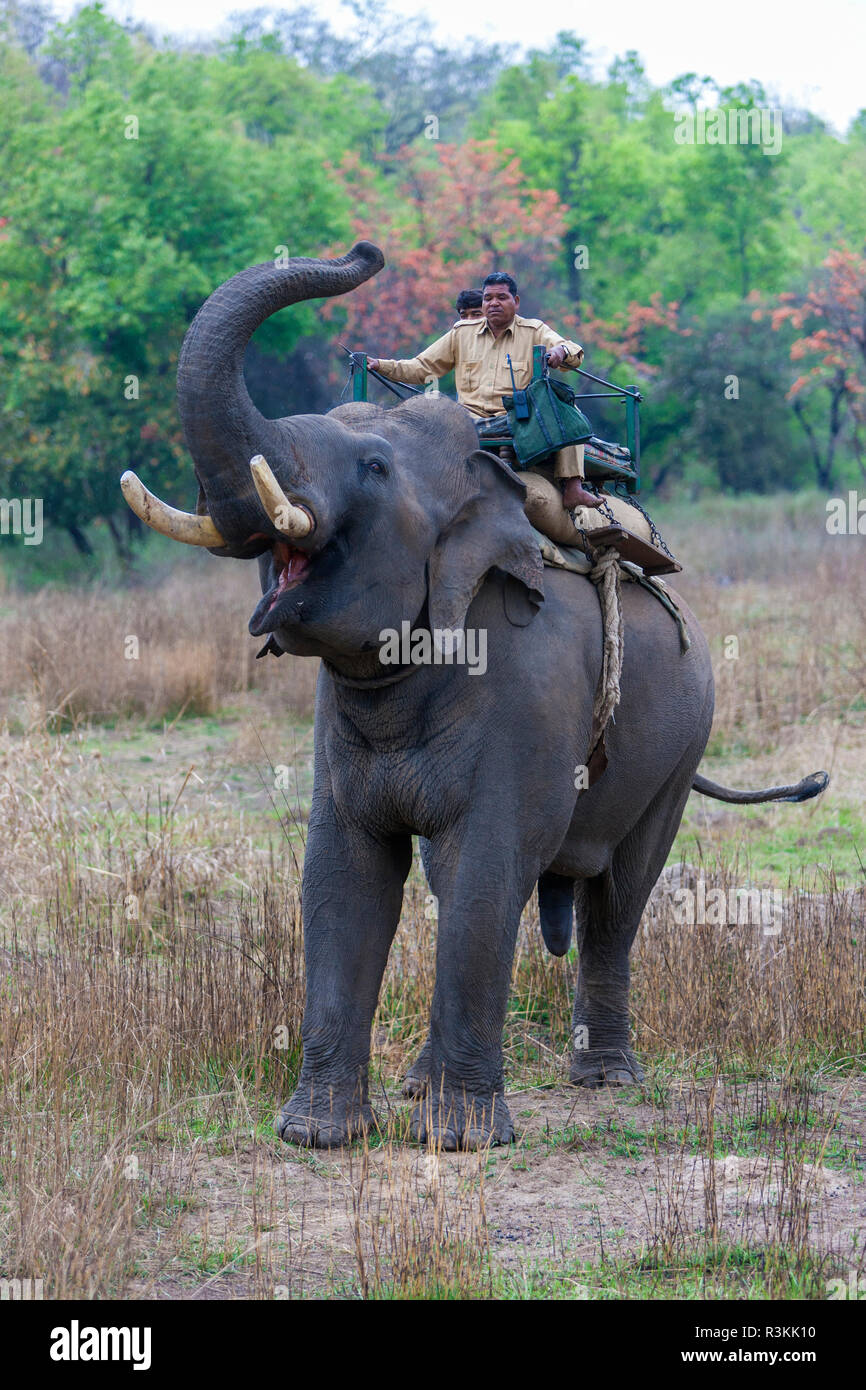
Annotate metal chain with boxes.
[568,487,616,558]
[570,484,675,563]
[613,485,675,558]
[569,490,617,528]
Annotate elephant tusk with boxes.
[250,455,314,538]
[120,471,226,547]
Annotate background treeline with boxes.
[1,0,865,561]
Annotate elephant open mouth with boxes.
[249,541,315,636]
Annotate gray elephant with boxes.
[122,243,828,1150]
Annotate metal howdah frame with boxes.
[346,344,642,493]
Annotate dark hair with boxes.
[482,271,518,298]
[456,288,483,311]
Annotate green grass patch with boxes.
[495,1242,835,1300]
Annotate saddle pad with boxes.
[529,525,592,574]
[586,436,632,463]
[529,526,690,651]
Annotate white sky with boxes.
[55,0,866,135]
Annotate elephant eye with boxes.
[366,456,388,476]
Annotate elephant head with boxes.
[122,244,544,674]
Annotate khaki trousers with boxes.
[552,442,586,481]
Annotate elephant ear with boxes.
[427,449,544,634]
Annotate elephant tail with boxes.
[691,769,829,805]
[538,872,574,956]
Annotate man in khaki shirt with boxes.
[369,271,601,509]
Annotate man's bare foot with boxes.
[562,478,602,509]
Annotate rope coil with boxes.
[587,547,624,736]
[580,541,690,789]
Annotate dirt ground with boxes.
[121,1076,866,1299]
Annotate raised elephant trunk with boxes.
[123,242,385,553]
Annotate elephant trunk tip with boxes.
[348,241,386,276]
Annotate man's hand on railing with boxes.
[545,345,567,370]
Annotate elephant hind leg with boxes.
[570,866,646,1089]
[570,727,710,1089]
[537,871,575,956]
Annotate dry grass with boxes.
[0,828,862,1298]
[346,1139,492,1299]
[663,494,866,745]
[0,568,317,728]
[0,492,863,1299]
[0,491,863,744]
[636,859,865,1064]
[0,871,304,1298]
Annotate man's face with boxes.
[458,307,483,321]
[482,282,519,330]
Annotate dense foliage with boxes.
[1,0,865,553]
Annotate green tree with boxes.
[228,2,511,151]
[473,43,682,320]
[668,87,794,306]
[0,7,360,552]
[652,302,812,493]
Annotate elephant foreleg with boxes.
[277,803,411,1147]
[408,837,537,1149]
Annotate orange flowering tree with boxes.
[322,140,568,355]
[570,296,686,378]
[320,137,685,409]
[764,247,866,485]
